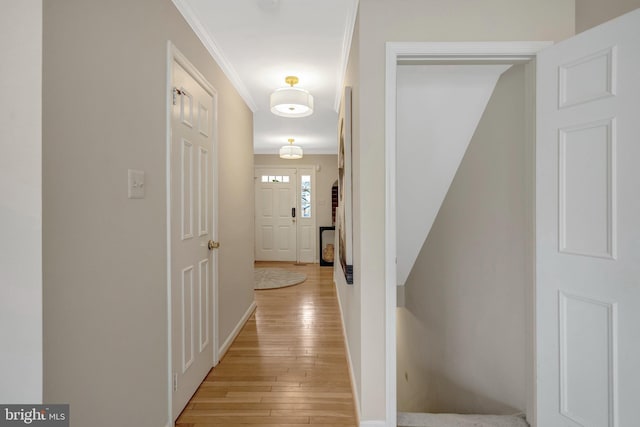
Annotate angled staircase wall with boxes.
[396,64,511,286]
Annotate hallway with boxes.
[176,262,358,426]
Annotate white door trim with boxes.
[254,164,318,263]
[166,41,219,425]
[384,41,550,427]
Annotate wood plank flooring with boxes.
[176,261,357,427]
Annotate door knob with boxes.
[208,240,220,250]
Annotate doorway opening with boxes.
[397,62,533,424]
[385,42,550,427]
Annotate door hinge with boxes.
[172,373,178,391]
[172,87,184,106]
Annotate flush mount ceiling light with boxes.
[270,76,314,118]
[279,138,303,159]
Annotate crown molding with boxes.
[387,41,552,62]
[172,0,258,112]
[333,0,359,112]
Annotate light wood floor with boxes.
[176,261,358,427]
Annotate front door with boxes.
[536,9,640,427]
[255,168,297,261]
[170,55,217,419]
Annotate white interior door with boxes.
[170,55,217,419]
[536,9,640,427]
[255,168,297,261]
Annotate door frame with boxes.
[166,41,219,425]
[384,41,551,427]
[254,165,318,263]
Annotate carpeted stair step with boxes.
[398,412,529,427]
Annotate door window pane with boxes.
[261,175,291,184]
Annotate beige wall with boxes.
[343,0,575,422]
[217,75,255,344]
[397,65,531,415]
[576,0,640,32]
[0,0,43,403]
[337,10,363,417]
[254,154,338,233]
[42,1,254,426]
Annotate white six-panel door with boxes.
[255,168,297,261]
[170,55,216,419]
[536,9,640,427]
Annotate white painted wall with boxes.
[340,0,575,423]
[396,64,511,286]
[42,1,254,426]
[0,0,43,404]
[397,65,531,415]
[576,0,640,32]
[254,154,338,232]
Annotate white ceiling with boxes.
[174,0,358,155]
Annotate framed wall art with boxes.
[337,86,353,284]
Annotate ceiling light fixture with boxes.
[279,138,303,159]
[270,76,314,118]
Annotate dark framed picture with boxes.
[337,87,353,284]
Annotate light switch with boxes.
[128,169,145,199]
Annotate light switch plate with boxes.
[128,169,145,199]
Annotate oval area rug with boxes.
[254,268,307,290]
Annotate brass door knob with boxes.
[208,240,220,250]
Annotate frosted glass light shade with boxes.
[270,87,314,118]
[279,144,303,159]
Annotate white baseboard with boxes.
[217,300,256,361]
[334,282,361,424]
